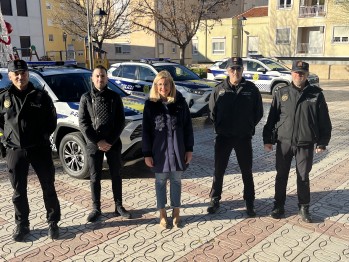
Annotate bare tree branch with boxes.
[49,0,133,50]
[130,0,234,64]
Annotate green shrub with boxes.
[191,67,207,79]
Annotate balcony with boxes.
[297,26,324,55]
[299,5,325,17]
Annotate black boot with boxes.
[299,204,312,223]
[13,225,30,242]
[115,205,132,219]
[87,209,101,222]
[48,222,59,239]
[270,203,285,219]
[207,198,220,214]
[245,200,256,217]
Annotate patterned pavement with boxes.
[1,80,348,262]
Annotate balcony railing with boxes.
[297,43,323,54]
[299,5,325,17]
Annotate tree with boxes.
[50,0,132,52]
[130,0,234,65]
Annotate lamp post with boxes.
[238,16,247,57]
[62,32,67,60]
[86,3,107,70]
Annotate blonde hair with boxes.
[149,70,176,103]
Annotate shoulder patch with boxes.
[275,85,287,92]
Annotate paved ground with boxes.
[1,80,349,262]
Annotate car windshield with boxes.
[43,72,127,102]
[260,59,290,72]
[153,64,201,81]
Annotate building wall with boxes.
[3,0,45,61]
[42,0,85,64]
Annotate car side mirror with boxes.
[257,67,267,73]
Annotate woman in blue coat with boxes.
[142,70,194,228]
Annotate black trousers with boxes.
[274,142,314,206]
[209,135,255,202]
[7,146,61,227]
[87,142,123,210]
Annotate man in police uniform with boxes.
[79,65,131,222]
[207,57,263,216]
[263,61,332,223]
[0,60,61,241]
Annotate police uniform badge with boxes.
[218,89,225,96]
[281,94,288,101]
[4,98,11,108]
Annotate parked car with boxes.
[107,59,218,117]
[0,61,144,179]
[206,56,320,93]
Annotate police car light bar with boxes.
[140,58,171,63]
[27,60,78,67]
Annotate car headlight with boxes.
[176,85,206,95]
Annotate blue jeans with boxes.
[155,171,182,209]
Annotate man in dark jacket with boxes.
[79,65,131,222]
[0,60,61,241]
[263,61,332,223]
[207,57,263,217]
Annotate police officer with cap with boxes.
[207,57,263,216]
[263,60,332,223]
[0,60,61,241]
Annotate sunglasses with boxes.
[229,67,242,72]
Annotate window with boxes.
[0,0,12,15]
[278,0,292,9]
[121,65,137,79]
[16,0,28,16]
[49,34,54,42]
[333,26,349,43]
[276,28,291,44]
[192,39,198,55]
[212,38,225,55]
[171,44,176,54]
[115,43,130,54]
[139,66,156,81]
[20,36,31,57]
[158,43,164,54]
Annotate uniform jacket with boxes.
[209,77,263,138]
[79,86,125,146]
[263,81,332,147]
[0,82,57,149]
[142,91,194,173]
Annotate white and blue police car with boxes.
[207,56,319,93]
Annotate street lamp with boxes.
[238,16,247,57]
[86,4,107,69]
[62,32,67,60]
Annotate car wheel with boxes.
[271,82,288,94]
[59,132,89,179]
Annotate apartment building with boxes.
[0,0,44,61]
[42,1,85,64]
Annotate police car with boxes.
[206,56,320,93]
[0,61,144,179]
[107,58,218,117]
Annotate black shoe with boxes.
[48,222,59,239]
[13,225,30,242]
[207,199,220,214]
[270,205,285,219]
[115,206,131,219]
[246,201,256,217]
[87,209,101,222]
[299,204,312,223]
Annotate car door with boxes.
[243,60,272,92]
[111,64,138,94]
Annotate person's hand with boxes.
[97,140,112,152]
[264,144,273,152]
[144,157,154,167]
[185,151,193,164]
[315,148,325,154]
